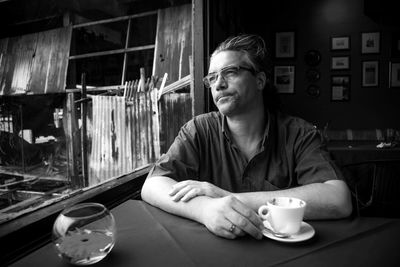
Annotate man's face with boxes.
[208,51,263,117]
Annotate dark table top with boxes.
[327,142,400,166]
[10,200,400,267]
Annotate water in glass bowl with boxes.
[52,203,116,265]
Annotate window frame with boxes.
[67,10,158,88]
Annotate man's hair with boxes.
[211,34,280,112]
[211,34,267,73]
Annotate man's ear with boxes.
[256,72,267,91]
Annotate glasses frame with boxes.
[203,65,254,88]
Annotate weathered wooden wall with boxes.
[0,27,72,95]
[153,4,192,86]
[87,92,160,186]
[152,4,194,153]
[159,92,192,153]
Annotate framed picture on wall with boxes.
[331,56,350,70]
[331,75,350,101]
[361,32,380,54]
[362,61,379,87]
[331,36,350,50]
[275,32,295,58]
[274,65,295,93]
[389,62,400,88]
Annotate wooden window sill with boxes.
[0,166,149,265]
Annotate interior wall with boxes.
[210,0,400,130]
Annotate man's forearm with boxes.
[141,175,210,224]
[141,175,264,240]
[233,180,352,219]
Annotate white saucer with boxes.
[262,221,315,243]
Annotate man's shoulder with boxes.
[183,111,221,133]
[192,111,221,126]
[275,111,317,132]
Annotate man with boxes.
[141,34,352,240]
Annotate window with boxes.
[67,12,157,87]
[1,11,158,225]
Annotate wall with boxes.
[211,0,400,130]
[0,27,72,95]
[153,4,192,85]
[262,0,399,130]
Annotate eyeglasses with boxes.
[203,65,255,88]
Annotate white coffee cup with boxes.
[258,197,306,235]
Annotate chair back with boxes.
[342,159,400,218]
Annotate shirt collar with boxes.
[221,110,271,147]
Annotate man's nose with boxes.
[214,74,227,90]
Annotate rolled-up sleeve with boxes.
[293,127,344,185]
[147,120,200,181]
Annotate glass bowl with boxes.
[52,202,116,265]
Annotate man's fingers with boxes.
[169,181,191,196]
[217,220,243,239]
[228,214,262,239]
[181,188,201,202]
[226,200,263,239]
[171,186,193,201]
[231,200,264,230]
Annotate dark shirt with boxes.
[148,111,343,193]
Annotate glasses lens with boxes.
[220,67,239,79]
[203,77,211,88]
[203,66,245,88]
[203,73,217,88]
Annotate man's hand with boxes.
[200,195,264,240]
[169,180,230,202]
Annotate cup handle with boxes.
[258,205,270,220]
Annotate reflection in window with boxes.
[0,95,71,218]
[67,12,157,88]
[67,54,124,87]
[70,21,128,56]
[125,49,154,81]
[0,11,158,224]
[128,14,157,47]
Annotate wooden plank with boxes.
[152,4,192,86]
[151,88,160,160]
[192,0,205,116]
[8,34,37,94]
[0,38,9,95]
[159,93,192,153]
[0,26,72,96]
[64,93,81,188]
[80,74,89,187]
[29,27,72,94]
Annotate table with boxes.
[327,143,400,166]
[10,200,400,267]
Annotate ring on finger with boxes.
[229,223,236,232]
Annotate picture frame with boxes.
[331,75,350,101]
[389,62,400,88]
[275,32,295,58]
[331,56,350,70]
[361,32,380,54]
[274,65,295,94]
[362,61,379,87]
[331,36,350,50]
